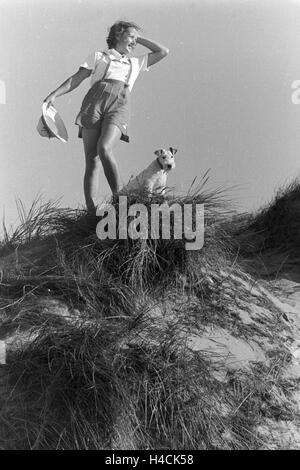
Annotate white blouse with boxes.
[79,48,150,92]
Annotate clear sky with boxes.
[1,0,300,230]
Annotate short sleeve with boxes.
[127,54,150,90]
[79,52,97,72]
[136,54,150,73]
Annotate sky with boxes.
[1,0,300,231]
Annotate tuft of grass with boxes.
[0,303,294,450]
[228,178,300,278]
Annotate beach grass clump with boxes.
[0,295,294,450]
[0,181,237,293]
[228,178,300,277]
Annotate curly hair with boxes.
[106,21,141,49]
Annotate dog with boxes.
[122,147,178,195]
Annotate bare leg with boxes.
[97,123,122,194]
[82,127,101,215]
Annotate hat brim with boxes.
[37,115,54,138]
[42,103,68,143]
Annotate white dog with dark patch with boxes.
[123,147,177,195]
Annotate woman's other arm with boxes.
[44,67,92,106]
[136,36,169,67]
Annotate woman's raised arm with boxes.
[136,36,169,67]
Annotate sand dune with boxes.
[0,183,300,449]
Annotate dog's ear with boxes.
[169,147,178,155]
[154,149,163,157]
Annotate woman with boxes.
[44,21,169,215]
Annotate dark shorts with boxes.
[75,79,131,142]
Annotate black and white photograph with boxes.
[0,0,300,452]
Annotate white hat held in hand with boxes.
[37,102,68,143]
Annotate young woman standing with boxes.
[44,21,169,215]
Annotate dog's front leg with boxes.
[146,181,154,195]
[160,174,168,196]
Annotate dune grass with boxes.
[0,180,299,449]
[229,179,300,279]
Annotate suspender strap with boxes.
[124,58,133,88]
[101,52,111,81]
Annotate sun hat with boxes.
[37,102,68,143]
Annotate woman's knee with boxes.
[97,124,121,161]
[85,151,101,170]
[97,141,112,160]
